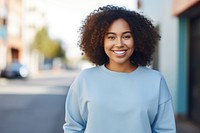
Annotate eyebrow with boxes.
[106,31,132,35]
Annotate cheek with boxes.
[104,40,113,50]
[128,40,134,50]
[103,42,109,54]
[104,45,110,56]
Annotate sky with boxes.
[46,0,137,58]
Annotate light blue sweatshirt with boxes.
[63,65,176,133]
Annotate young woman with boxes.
[63,5,176,133]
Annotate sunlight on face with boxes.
[104,19,134,66]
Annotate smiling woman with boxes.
[63,5,176,133]
[78,5,160,66]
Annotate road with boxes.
[0,70,79,133]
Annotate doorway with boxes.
[189,15,200,125]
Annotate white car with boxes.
[1,62,29,79]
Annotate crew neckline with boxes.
[100,64,141,77]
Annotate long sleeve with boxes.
[152,99,176,133]
[63,81,85,133]
[151,76,176,133]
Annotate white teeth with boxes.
[114,51,126,54]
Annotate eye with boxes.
[107,36,116,40]
[122,34,132,40]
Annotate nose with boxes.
[115,38,124,47]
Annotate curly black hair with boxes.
[78,5,160,66]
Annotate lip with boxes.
[112,50,127,56]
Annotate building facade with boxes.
[7,0,23,64]
[0,0,8,71]
[21,0,47,74]
[173,0,200,126]
[140,0,200,126]
[0,0,47,75]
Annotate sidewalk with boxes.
[30,69,80,79]
[0,69,80,87]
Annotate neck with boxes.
[105,62,137,73]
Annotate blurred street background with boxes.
[0,0,200,133]
[0,69,79,133]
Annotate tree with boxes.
[31,27,60,58]
[56,44,65,58]
[54,39,66,58]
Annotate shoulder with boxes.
[140,66,172,103]
[137,66,169,90]
[138,66,163,80]
[69,66,101,93]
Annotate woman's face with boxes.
[104,18,134,66]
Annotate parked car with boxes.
[1,62,29,79]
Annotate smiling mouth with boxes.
[112,50,127,55]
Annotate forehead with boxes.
[107,18,131,32]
